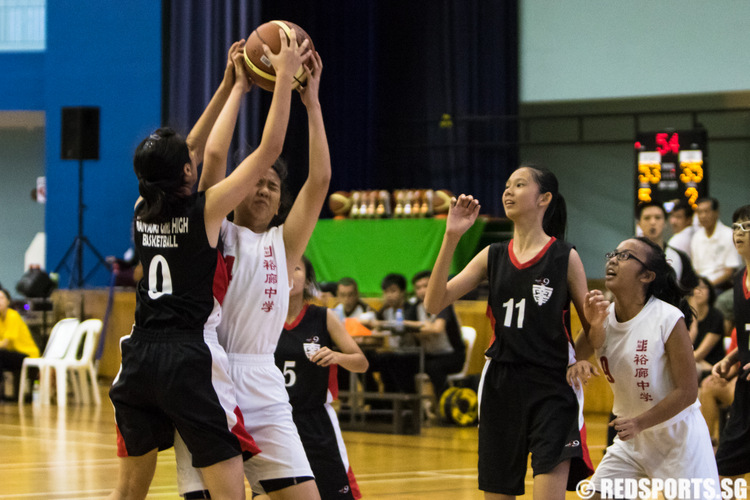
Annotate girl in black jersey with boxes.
[713,204,750,481]
[425,166,593,499]
[275,257,368,500]
[108,34,309,500]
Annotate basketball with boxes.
[433,189,454,215]
[328,191,352,216]
[243,20,315,92]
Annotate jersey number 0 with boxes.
[147,255,174,299]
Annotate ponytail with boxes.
[133,127,190,223]
[636,236,694,329]
[523,164,567,240]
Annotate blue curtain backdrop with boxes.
[165,0,518,216]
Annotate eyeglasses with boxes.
[732,221,750,233]
[605,249,650,269]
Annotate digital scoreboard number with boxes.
[634,128,708,212]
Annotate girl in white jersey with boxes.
[177,49,330,500]
[573,236,718,500]
[108,34,308,500]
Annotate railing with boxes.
[0,0,45,51]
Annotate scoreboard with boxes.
[634,128,708,213]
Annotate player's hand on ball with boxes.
[310,346,337,367]
[298,51,322,106]
[265,28,310,81]
[231,50,253,94]
[222,40,248,89]
[446,194,480,237]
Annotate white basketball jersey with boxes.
[218,220,290,355]
[597,296,689,419]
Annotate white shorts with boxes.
[176,353,312,496]
[591,403,718,500]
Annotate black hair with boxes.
[670,199,694,218]
[338,277,359,291]
[521,164,567,241]
[133,127,191,223]
[411,270,431,285]
[696,197,719,211]
[696,276,717,308]
[0,288,10,302]
[269,157,293,228]
[732,204,750,223]
[301,255,318,302]
[636,201,666,220]
[634,236,694,329]
[319,281,338,296]
[381,273,407,292]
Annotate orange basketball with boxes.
[433,189,454,214]
[328,191,353,216]
[243,20,315,92]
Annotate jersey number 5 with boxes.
[283,360,296,387]
[147,255,173,299]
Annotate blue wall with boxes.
[32,1,161,287]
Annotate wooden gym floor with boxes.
[0,384,612,499]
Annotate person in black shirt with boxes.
[108,36,306,500]
[689,276,726,377]
[276,257,367,499]
[425,165,593,499]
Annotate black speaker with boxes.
[61,106,100,160]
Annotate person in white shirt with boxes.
[570,237,718,500]
[332,277,373,320]
[637,201,698,289]
[691,197,742,292]
[667,199,695,258]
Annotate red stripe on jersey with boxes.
[348,465,363,499]
[232,406,262,457]
[508,237,557,270]
[284,303,309,330]
[578,422,595,478]
[744,268,749,300]
[486,303,496,348]
[562,307,573,344]
[329,364,339,400]
[115,424,128,457]
[213,251,231,306]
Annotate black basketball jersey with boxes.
[133,192,227,333]
[485,237,574,370]
[275,304,337,411]
[734,268,750,366]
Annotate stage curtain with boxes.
[165,1,518,217]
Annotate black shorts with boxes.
[477,361,592,495]
[716,375,750,476]
[109,328,257,468]
[294,406,360,499]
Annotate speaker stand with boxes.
[54,158,111,288]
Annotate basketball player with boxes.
[107,36,307,500]
[579,237,718,499]
[275,256,367,499]
[177,47,330,500]
[424,165,594,500]
[713,205,750,489]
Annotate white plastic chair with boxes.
[446,326,477,387]
[18,317,80,404]
[45,319,103,406]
